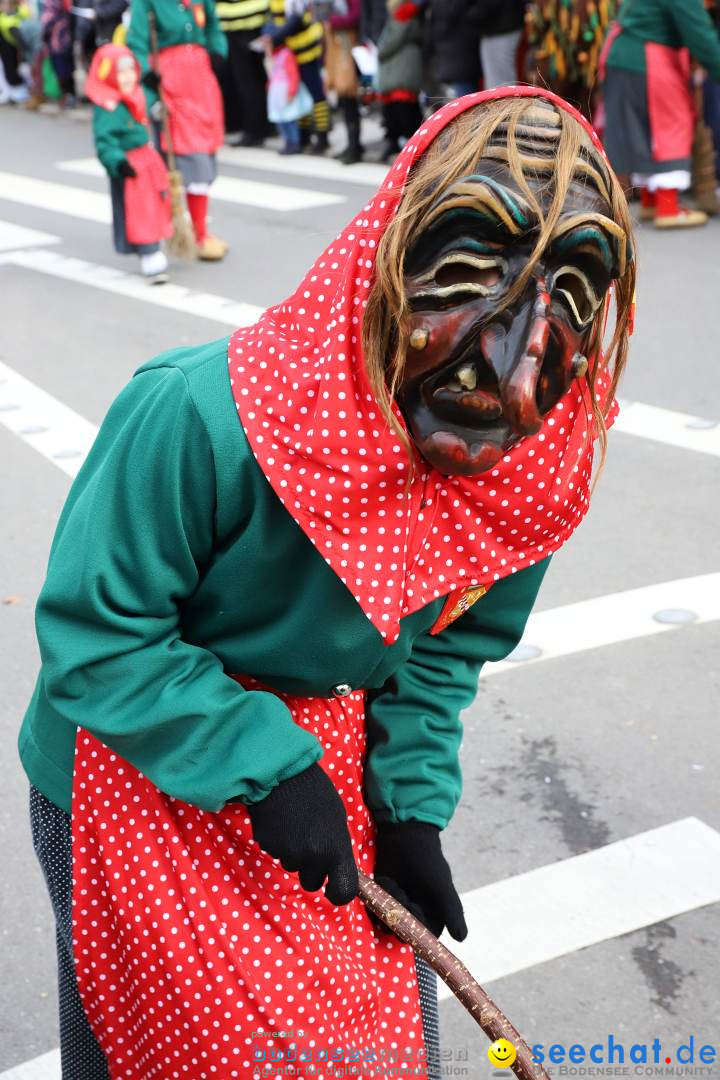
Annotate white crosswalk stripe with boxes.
[0,245,262,328]
[0,358,99,478]
[57,147,388,191]
[58,157,348,210]
[0,221,60,251]
[438,817,720,997]
[218,145,388,187]
[0,162,346,217]
[614,399,720,456]
[486,572,720,674]
[0,170,111,222]
[0,1050,60,1080]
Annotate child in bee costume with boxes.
[22,86,635,1079]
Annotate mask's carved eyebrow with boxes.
[550,213,629,278]
[420,174,536,239]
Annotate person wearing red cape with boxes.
[87,44,173,284]
[21,86,635,1079]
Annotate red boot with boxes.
[186,193,229,260]
[638,187,656,222]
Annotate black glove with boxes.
[142,68,161,92]
[117,158,137,178]
[373,821,468,941]
[247,763,358,905]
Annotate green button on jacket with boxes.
[18,336,550,826]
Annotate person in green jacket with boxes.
[21,87,635,1079]
[602,0,720,228]
[86,43,173,283]
[127,0,230,260]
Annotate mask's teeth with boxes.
[456,364,477,391]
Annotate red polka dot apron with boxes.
[72,682,427,1079]
[71,88,622,1079]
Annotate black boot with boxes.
[333,96,363,164]
[336,144,364,164]
[310,131,329,155]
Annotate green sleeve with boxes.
[204,0,228,58]
[364,557,552,829]
[127,0,151,72]
[92,107,127,177]
[34,366,322,812]
[126,0,158,108]
[666,0,720,79]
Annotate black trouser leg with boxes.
[227,30,268,141]
[30,787,111,1080]
[0,32,22,86]
[340,95,361,152]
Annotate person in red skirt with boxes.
[21,87,636,1079]
[87,44,173,283]
[128,0,230,260]
[602,0,720,228]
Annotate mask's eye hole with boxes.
[435,261,503,290]
[552,265,601,326]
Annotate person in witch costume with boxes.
[87,44,173,284]
[127,0,230,260]
[21,86,635,1079]
[602,0,720,229]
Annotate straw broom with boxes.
[693,71,719,216]
[147,11,197,258]
[358,871,550,1080]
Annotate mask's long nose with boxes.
[481,279,551,437]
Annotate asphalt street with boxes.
[1,102,719,1077]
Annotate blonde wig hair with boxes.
[362,97,636,480]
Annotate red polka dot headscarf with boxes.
[228,88,620,644]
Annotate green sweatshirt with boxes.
[127,0,228,77]
[606,0,720,78]
[92,103,149,178]
[19,336,550,826]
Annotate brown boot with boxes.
[197,235,229,261]
[655,207,708,229]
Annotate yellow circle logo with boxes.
[488,1039,517,1068]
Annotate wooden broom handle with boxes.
[358,872,549,1080]
[146,9,178,173]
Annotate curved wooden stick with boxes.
[358,872,549,1080]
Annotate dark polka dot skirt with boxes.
[30,784,441,1078]
[29,786,111,1080]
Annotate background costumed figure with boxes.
[22,87,635,1079]
[86,44,173,283]
[127,0,230,259]
[525,0,618,118]
[602,0,720,228]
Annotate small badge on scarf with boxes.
[430,584,489,635]
[193,2,206,27]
